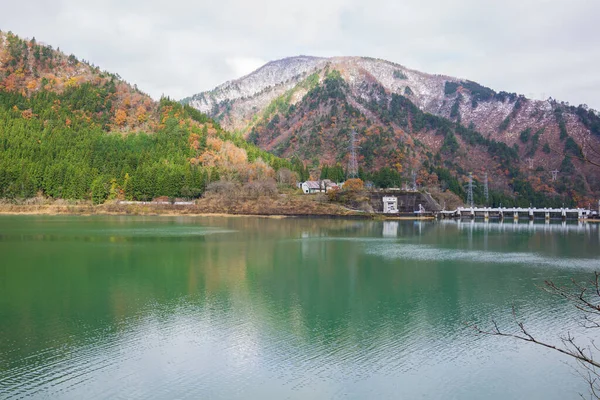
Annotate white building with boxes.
[301,180,338,194]
[382,196,398,213]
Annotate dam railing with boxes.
[438,206,598,220]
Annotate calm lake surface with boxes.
[1,215,599,399]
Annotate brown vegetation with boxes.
[428,187,464,210]
[327,178,373,212]
[0,193,359,217]
[276,167,298,187]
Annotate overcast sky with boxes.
[2,0,599,109]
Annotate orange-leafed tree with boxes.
[188,133,201,151]
[21,109,33,119]
[26,79,38,91]
[135,105,147,123]
[343,178,364,192]
[246,158,274,182]
[220,141,247,171]
[115,109,127,126]
[206,136,223,152]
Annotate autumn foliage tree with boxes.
[326,178,370,211]
[114,109,127,126]
[343,178,364,192]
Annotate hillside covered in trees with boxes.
[185,56,600,208]
[2,30,598,209]
[0,31,293,203]
[231,70,594,208]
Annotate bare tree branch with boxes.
[469,273,600,399]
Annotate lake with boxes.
[1,215,599,399]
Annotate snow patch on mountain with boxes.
[185,56,327,113]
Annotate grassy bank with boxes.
[0,195,362,218]
[0,193,439,220]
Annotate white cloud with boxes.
[0,0,598,109]
[225,57,267,80]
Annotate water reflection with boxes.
[0,216,598,399]
[440,218,599,235]
[382,221,399,237]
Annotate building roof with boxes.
[303,180,338,189]
[303,181,322,189]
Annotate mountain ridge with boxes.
[183,55,600,207]
[0,30,291,202]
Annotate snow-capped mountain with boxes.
[183,56,600,205]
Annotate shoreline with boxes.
[2,204,596,222]
[0,203,436,220]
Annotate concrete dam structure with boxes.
[369,191,599,221]
[369,190,442,215]
[440,206,598,221]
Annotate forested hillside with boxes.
[185,56,600,208]
[0,31,291,203]
[3,30,598,209]
[247,70,562,207]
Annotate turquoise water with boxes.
[0,216,599,399]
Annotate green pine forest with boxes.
[0,86,292,203]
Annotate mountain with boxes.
[0,31,288,202]
[183,56,600,207]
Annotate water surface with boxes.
[1,216,599,399]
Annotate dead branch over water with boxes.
[469,273,600,398]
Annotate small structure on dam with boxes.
[369,190,442,215]
[382,196,398,213]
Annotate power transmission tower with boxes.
[551,169,559,181]
[347,130,360,179]
[526,157,534,170]
[483,173,489,205]
[466,172,475,207]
